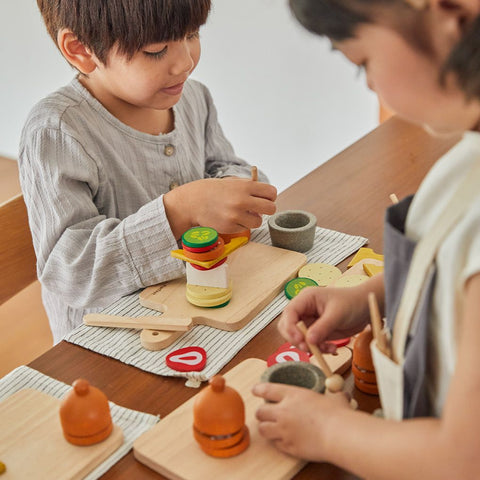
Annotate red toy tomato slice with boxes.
[166,347,207,372]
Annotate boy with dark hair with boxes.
[20,0,277,342]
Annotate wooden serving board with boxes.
[0,389,123,480]
[138,242,307,349]
[134,358,306,480]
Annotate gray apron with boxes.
[372,161,480,420]
[383,196,436,418]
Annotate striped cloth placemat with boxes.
[65,221,367,385]
[0,365,158,480]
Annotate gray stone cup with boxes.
[268,210,317,252]
[260,362,326,394]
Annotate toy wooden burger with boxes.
[171,226,249,308]
[352,327,379,395]
[59,378,113,446]
[193,375,250,457]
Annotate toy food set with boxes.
[85,239,307,350]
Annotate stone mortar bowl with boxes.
[268,210,317,253]
[260,362,326,394]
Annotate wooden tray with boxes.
[85,242,307,349]
[0,389,123,480]
[133,358,307,480]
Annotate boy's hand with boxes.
[164,177,277,239]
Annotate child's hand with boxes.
[253,382,351,462]
[278,284,372,352]
[163,177,277,239]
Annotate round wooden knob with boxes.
[59,379,113,446]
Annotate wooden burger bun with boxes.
[193,375,250,457]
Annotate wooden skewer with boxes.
[296,321,333,377]
[296,320,345,395]
[367,292,391,358]
[389,193,399,204]
[251,166,258,182]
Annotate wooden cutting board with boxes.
[133,358,307,480]
[136,242,306,349]
[0,389,123,480]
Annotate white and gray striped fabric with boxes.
[64,220,367,386]
[0,365,159,480]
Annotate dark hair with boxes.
[37,0,211,64]
[442,16,480,99]
[290,0,480,100]
[289,0,388,42]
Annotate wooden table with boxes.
[28,117,460,479]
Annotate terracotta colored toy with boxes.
[59,379,113,446]
[193,375,249,458]
[352,327,379,395]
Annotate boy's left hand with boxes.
[252,382,351,462]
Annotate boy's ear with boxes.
[57,29,97,74]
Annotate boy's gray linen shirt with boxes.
[19,77,266,343]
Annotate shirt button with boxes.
[164,144,175,156]
[169,180,179,190]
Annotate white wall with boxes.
[0,0,377,192]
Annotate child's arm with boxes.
[254,273,480,480]
[278,272,385,352]
[163,176,277,239]
[19,129,183,310]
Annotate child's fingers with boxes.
[250,181,278,201]
[248,196,277,216]
[252,382,290,403]
[257,421,283,441]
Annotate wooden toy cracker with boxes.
[298,262,342,286]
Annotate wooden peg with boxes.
[251,166,258,182]
[368,292,391,358]
[389,193,399,204]
[296,321,345,393]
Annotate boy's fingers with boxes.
[250,182,278,201]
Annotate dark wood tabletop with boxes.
[28,116,460,479]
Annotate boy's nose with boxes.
[169,40,195,75]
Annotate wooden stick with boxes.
[367,292,391,358]
[251,166,258,182]
[389,193,399,204]
[296,321,333,377]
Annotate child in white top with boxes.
[253,0,480,477]
[20,0,277,342]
